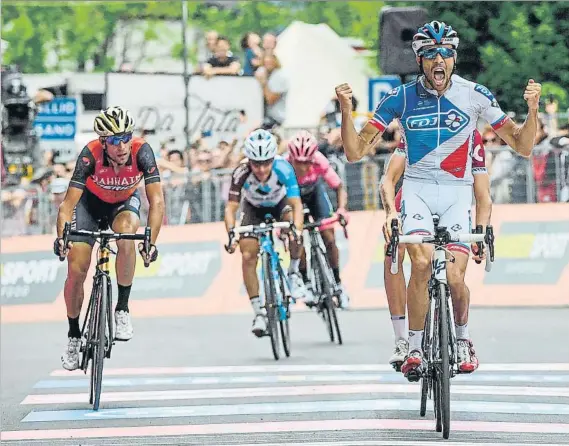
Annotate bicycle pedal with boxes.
[405,370,422,382]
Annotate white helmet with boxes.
[243,129,277,161]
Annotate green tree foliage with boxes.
[2,1,568,113]
[420,1,569,113]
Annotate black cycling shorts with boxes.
[239,198,291,239]
[302,181,334,222]
[70,188,142,246]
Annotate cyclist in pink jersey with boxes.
[283,130,350,309]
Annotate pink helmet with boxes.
[288,130,318,162]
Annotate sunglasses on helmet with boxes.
[106,133,133,145]
[419,47,456,59]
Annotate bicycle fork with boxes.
[429,248,458,371]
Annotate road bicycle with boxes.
[59,222,151,411]
[387,215,495,439]
[226,216,298,360]
[302,209,348,345]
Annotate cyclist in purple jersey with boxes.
[336,20,542,381]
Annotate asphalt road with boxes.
[2,307,569,445]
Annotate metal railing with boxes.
[2,145,568,237]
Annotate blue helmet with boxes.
[412,21,459,56]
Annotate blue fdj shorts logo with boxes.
[406,108,469,133]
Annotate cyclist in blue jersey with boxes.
[224,129,305,337]
[336,21,542,381]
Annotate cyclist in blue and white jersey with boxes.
[336,21,542,381]
[224,129,306,337]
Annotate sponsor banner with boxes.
[1,204,568,323]
[1,251,66,305]
[106,73,264,148]
[109,241,221,299]
[485,221,569,284]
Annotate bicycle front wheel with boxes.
[420,293,434,417]
[313,247,334,342]
[262,252,280,360]
[438,283,451,439]
[91,274,109,411]
[316,247,342,345]
[277,264,291,357]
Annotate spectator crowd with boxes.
[2,30,569,237]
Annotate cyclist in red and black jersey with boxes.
[54,106,165,371]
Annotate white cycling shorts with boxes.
[400,180,473,255]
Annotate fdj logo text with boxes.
[406,109,469,133]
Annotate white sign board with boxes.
[106,73,264,149]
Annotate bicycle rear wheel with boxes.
[91,274,109,411]
[262,252,280,360]
[438,283,451,439]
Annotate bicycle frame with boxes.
[258,231,289,321]
[426,246,458,369]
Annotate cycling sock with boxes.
[299,267,309,284]
[249,296,262,315]
[391,315,407,341]
[116,284,132,313]
[289,258,300,273]
[408,329,423,353]
[332,267,341,284]
[67,316,81,339]
[455,323,470,340]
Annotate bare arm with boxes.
[210,61,241,76]
[341,112,383,162]
[493,111,538,158]
[473,173,492,226]
[336,183,348,210]
[144,182,165,244]
[379,153,405,216]
[224,200,240,232]
[56,187,83,237]
[287,196,304,231]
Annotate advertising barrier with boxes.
[106,73,264,147]
[1,203,568,324]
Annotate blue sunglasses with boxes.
[106,133,133,145]
[420,47,456,59]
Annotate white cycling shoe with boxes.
[251,314,267,338]
[289,272,308,300]
[61,337,81,371]
[115,310,133,341]
[389,338,409,371]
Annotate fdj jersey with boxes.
[228,157,300,207]
[370,75,508,185]
[70,137,160,203]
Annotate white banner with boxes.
[106,73,264,148]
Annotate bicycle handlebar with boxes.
[387,219,495,275]
[397,233,486,244]
[60,222,152,267]
[304,212,349,239]
[232,221,294,235]
[224,221,298,253]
